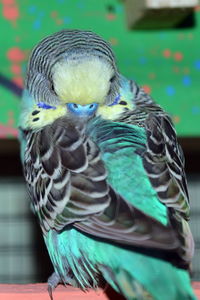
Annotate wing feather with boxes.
[22,116,181,260]
[144,113,190,219]
[118,79,194,265]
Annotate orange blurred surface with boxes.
[0,283,199,300]
[0,284,109,300]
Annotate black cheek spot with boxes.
[32,110,40,116]
[119,101,127,105]
[32,118,40,122]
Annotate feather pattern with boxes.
[20,29,196,300]
[26,30,119,105]
[23,117,110,233]
[115,78,194,266]
[23,115,181,254]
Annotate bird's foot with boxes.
[47,272,61,300]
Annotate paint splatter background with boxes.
[0,0,200,138]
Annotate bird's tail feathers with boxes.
[99,265,153,300]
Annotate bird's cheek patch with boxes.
[28,105,67,129]
[27,109,41,128]
[31,111,41,124]
[97,105,125,120]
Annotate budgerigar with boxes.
[19,30,196,300]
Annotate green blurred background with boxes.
[0,0,199,287]
[0,0,200,136]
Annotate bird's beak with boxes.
[66,103,98,117]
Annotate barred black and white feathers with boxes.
[117,79,194,266]
[23,116,181,255]
[26,30,120,106]
[117,80,190,219]
[144,113,189,219]
[23,117,109,233]
[143,113,193,265]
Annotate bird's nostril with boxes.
[73,103,78,109]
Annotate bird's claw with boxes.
[47,272,61,300]
[47,284,54,300]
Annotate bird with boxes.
[19,29,197,300]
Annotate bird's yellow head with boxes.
[23,56,128,130]
[52,56,115,106]
[49,56,133,121]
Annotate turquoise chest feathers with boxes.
[87,117,146,153]
[87,117,168,225]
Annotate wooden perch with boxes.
[0,284,109,300]
[0,282,199,300]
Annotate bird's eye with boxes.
[51,83,57,95]
[110,75,115,83]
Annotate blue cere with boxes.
[37,102,56,109]
[66,103,98,116]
